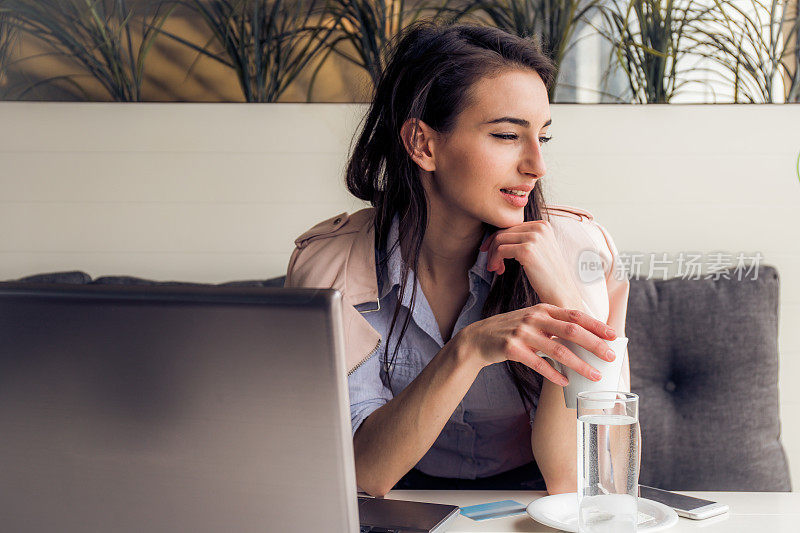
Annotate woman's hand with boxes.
[455,303,617,385]
[480,220,581,308]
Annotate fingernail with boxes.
[606,327,616,337]
[606,349,616,361]
[590,369,602,381]
[560,376,569,386]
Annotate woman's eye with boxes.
[491,133,518,140]
[491,133,552,144]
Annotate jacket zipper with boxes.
[347,338,381,377]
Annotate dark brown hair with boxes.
[345,21,557,407]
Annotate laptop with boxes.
[0,282,459,533]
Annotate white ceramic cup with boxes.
[537,336,628,409]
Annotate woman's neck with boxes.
[412,209,485,285]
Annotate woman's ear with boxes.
[400,118,437,172]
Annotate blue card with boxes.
[460,500,527,521]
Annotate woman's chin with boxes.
[490,211,525,228]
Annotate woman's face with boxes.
[421,69,551,229]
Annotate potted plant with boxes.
[321,0,458,90]
[595,0,716,103]
[0,1,20,98]
[692,0,800,103]
[3,0,176,101]
[159,0,339,102]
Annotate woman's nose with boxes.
[519,140,547,178]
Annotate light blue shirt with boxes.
[350,216,538,479]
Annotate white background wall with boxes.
[1,102,798,489]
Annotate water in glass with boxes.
[577,413,638,533]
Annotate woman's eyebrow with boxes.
[483,117,552,128]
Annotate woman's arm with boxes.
[531,378,578,494]
[527,219,631,494]
[353,339,481,496]
[530,350,633,495]
[529,293,588,494]
[354,303,614,497]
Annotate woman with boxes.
[285,22,630,496]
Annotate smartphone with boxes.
[639,485,729,520]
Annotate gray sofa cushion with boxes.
[11,271,285,288]
[16,271,92,284]
[629,264,790,491]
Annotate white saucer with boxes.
[526,493,679,532]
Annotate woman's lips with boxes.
[500,189,529,207]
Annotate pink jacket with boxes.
[285,205,630,389]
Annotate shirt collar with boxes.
[378,215,494,299]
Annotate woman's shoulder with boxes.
[542,203,595,222]
[285,207,377,293]
[542,203,622,272]
[292,207,375,249]
[542,203,613,240]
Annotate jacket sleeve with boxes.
[285,243,390,435]
[284,235,383,381]
[347,337,392,437]
[284,246,300,288]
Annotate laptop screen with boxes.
[0,283,359,532]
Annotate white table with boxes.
[386,490,800,532]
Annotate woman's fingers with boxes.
[473,303,617,385]
[542,304,617,341]
[479,222,549,255]
[482,230,544,274]
[505,339,568,386]
[487,244,521,275]
[535,335,601,382]
[539,315,616,363]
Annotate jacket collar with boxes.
[340,208,380,309]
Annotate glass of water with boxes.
[577,391,640,533]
